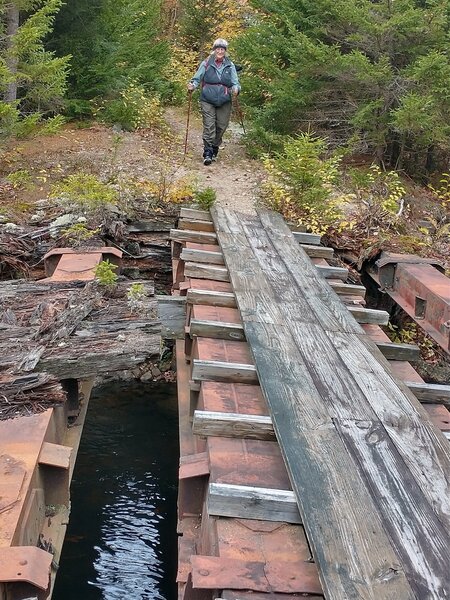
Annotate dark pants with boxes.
[200,100,232,155]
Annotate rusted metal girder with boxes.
[369,252,450,353]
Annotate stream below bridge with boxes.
[53,381,179,600]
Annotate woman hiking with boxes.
[187,38,241,166]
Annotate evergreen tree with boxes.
[0,0,69,130]
[237,0,450,174]
[51,0,170,104]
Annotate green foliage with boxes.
[5,169,34,189]
[127,282,146,312]
[51,0,170,103]
[346,165,406,215]
[94,259,118,287]
[50,172,118,213]
[236,0,450,174]
[61,222,101,245]
[243,125,284,159]
[262,133,343,233]
[95,82,169,132]
[194,186,216,211]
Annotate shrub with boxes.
[194,187,216,210]
[94,260,118,287]
[262,133,343,233]
[96,82,169,133]
[50,172,119,213]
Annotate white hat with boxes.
[213,38,228,50]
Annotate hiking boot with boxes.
[212,146,219,161]
[203,148,213,166]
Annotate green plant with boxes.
[127,283,146,312]
[94,260,118,287]
[262,133,343,234]
[50,172,119,213]
[96,83,170,133]
[5,169,34,190]
[194,187,216,210]
[61,222,100,245]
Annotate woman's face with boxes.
[214,47,226,60]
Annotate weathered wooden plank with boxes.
[193,410,275,440]
[300,244,334,259]
[315,264,349,280]
[170,228,217,244]
[191,556,322,595]
[238,212,361,333]
[328,281,366,297]
[184,262,230,282]
[189,319,245,342]
[156,295,186,339]
[292,231,321,245]
[179,452,210,479]
[375,342,420,362]
[347,306,390,325]
[208,482,301,524]
[186,289,237,308]
[191,359,258,384]
[336,419,450,598]
[331,332,450,532]
[406,382,450,406]
[243,322,414,599]
[179,218,215,232]
[180,248,224,265]
[180,207,212,221]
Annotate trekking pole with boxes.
[183,90,193,159]
[233,95,246,135]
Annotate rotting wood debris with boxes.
[0,278,163,419]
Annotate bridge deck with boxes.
[172,207,450,600]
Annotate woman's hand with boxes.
[187,83,195,92]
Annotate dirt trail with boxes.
[165,105,262,213]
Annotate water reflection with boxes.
[54,382,178,600]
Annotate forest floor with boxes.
[0,104,262,222]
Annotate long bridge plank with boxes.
[211,206,450,600]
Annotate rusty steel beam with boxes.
[369,252,450,353]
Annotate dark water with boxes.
[53,382,179,600]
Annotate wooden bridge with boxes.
[169,207,450,600]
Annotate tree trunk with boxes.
[4,3,20,103]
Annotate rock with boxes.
[49,214,77,237]
[140,370,154,382]
[2,222,21,233]
[151,366,162,378]
[30,210,45,223]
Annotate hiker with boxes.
[187,38,241,166]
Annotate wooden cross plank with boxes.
[193,410,275,440]
[300,244,334,259]
[180,207,212,221]
[208,482,301,523]
[406,382,450,407]
[180,248,225,265]
[191,359,258,384]
[347,306,390,325]
[292,231,321,245]
[186,289,237,308]
[189,319,245,341]
[170,228,217,244]
[315,264,348,280]
[375,342,420,362]
[328,281,366,297]
[179,218,215,232]
[184,262,230,282]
